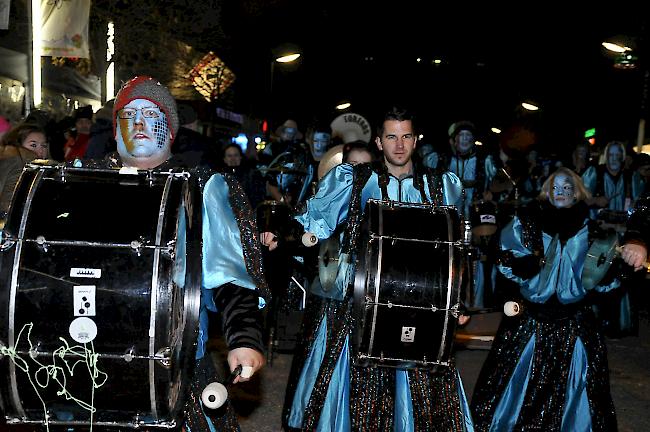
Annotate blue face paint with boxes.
[551,173,576,208]
[116,98,170,160]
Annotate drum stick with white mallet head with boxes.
[201,364,251,410]
[503,301,524,317]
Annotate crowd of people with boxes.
[0,76,649,431]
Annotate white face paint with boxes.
[453,130,474,155]
[551,173,576,208]
[116,98,171,166]
[281,126,297,142]
[607,144,623,173]
[311,131,330,159]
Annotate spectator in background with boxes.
[172,102,211,168]
[0,123,49,219]
[0,115,11,142]
[85,99,116,160]
[343,140,374,165]
[63,105,94,161]
[222,143,266,209]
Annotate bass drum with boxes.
[0,164,201,429]
[352,200,465,370]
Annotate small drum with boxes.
[0,164,201,429]
[582,229,619,291]
[470,200,497,237]
[352,200,465,369]
[256,200,291,235]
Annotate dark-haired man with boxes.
[263,107,473,431]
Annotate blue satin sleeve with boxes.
[295,163,354,239]
[202,174,259,295]
[499,216,619,303]
[440,171,464,208]
[631,170,644,203]
[484,155,498,190]
[581,166,597,195]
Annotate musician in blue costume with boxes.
[111,76,269,431]
[263,107,474,431]
[421,121,498,309]
[582,141,645,336]
[471,167,623,431]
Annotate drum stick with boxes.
[201,365,243,410]
[463,308,498,316]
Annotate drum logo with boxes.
[480,214,496,224]
[74,285,96,316]
[401,326,416,343]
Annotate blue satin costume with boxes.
[582,165,644,335]
[471,210,619,432]
[197,174,265,359]
[424,151,499,308]
[286,163,475,432]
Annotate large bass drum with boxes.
[352,200,465,370]
[0,164,201,429]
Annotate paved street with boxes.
[226,312,650,432]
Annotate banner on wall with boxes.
[0,0,10,30]
[41,0,90,58]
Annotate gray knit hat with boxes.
[113,76,179,143]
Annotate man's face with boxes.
[311,131,330,159]
[452,129,474,155]
[281,126,297,142]
[607,144,624,173]
[224,146,242,167]
[375,120,416,175]
[551,173,576,208]
[116,98,170,164]
[76,118,92,135]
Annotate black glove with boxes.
[509,254,542,279]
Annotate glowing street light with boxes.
[336,102,351,110]
[602,42,631,53]
[521,102,539,111]
[276,53,301,63]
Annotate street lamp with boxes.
[268,45,301,122]
[602,35,648,152]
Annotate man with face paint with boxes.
[582,141,644,213]
[582,141,644,337]
[110,76,269,431]
[264,107,474,432]
[422,121,499,310]
[472,167,625,431]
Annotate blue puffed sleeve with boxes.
[441,171,464,208]
[499,216,619,304]
[202,174,257,292]
[295,163,354,239]
[631,170,644,204]
[581,166,597,195]
[484,155,498,190]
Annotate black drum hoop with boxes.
[0,165,201,429]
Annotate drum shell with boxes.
[0,166,201,428]
[352,200,463,369]
[470,200,497,237]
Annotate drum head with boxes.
[0,166,201,428]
